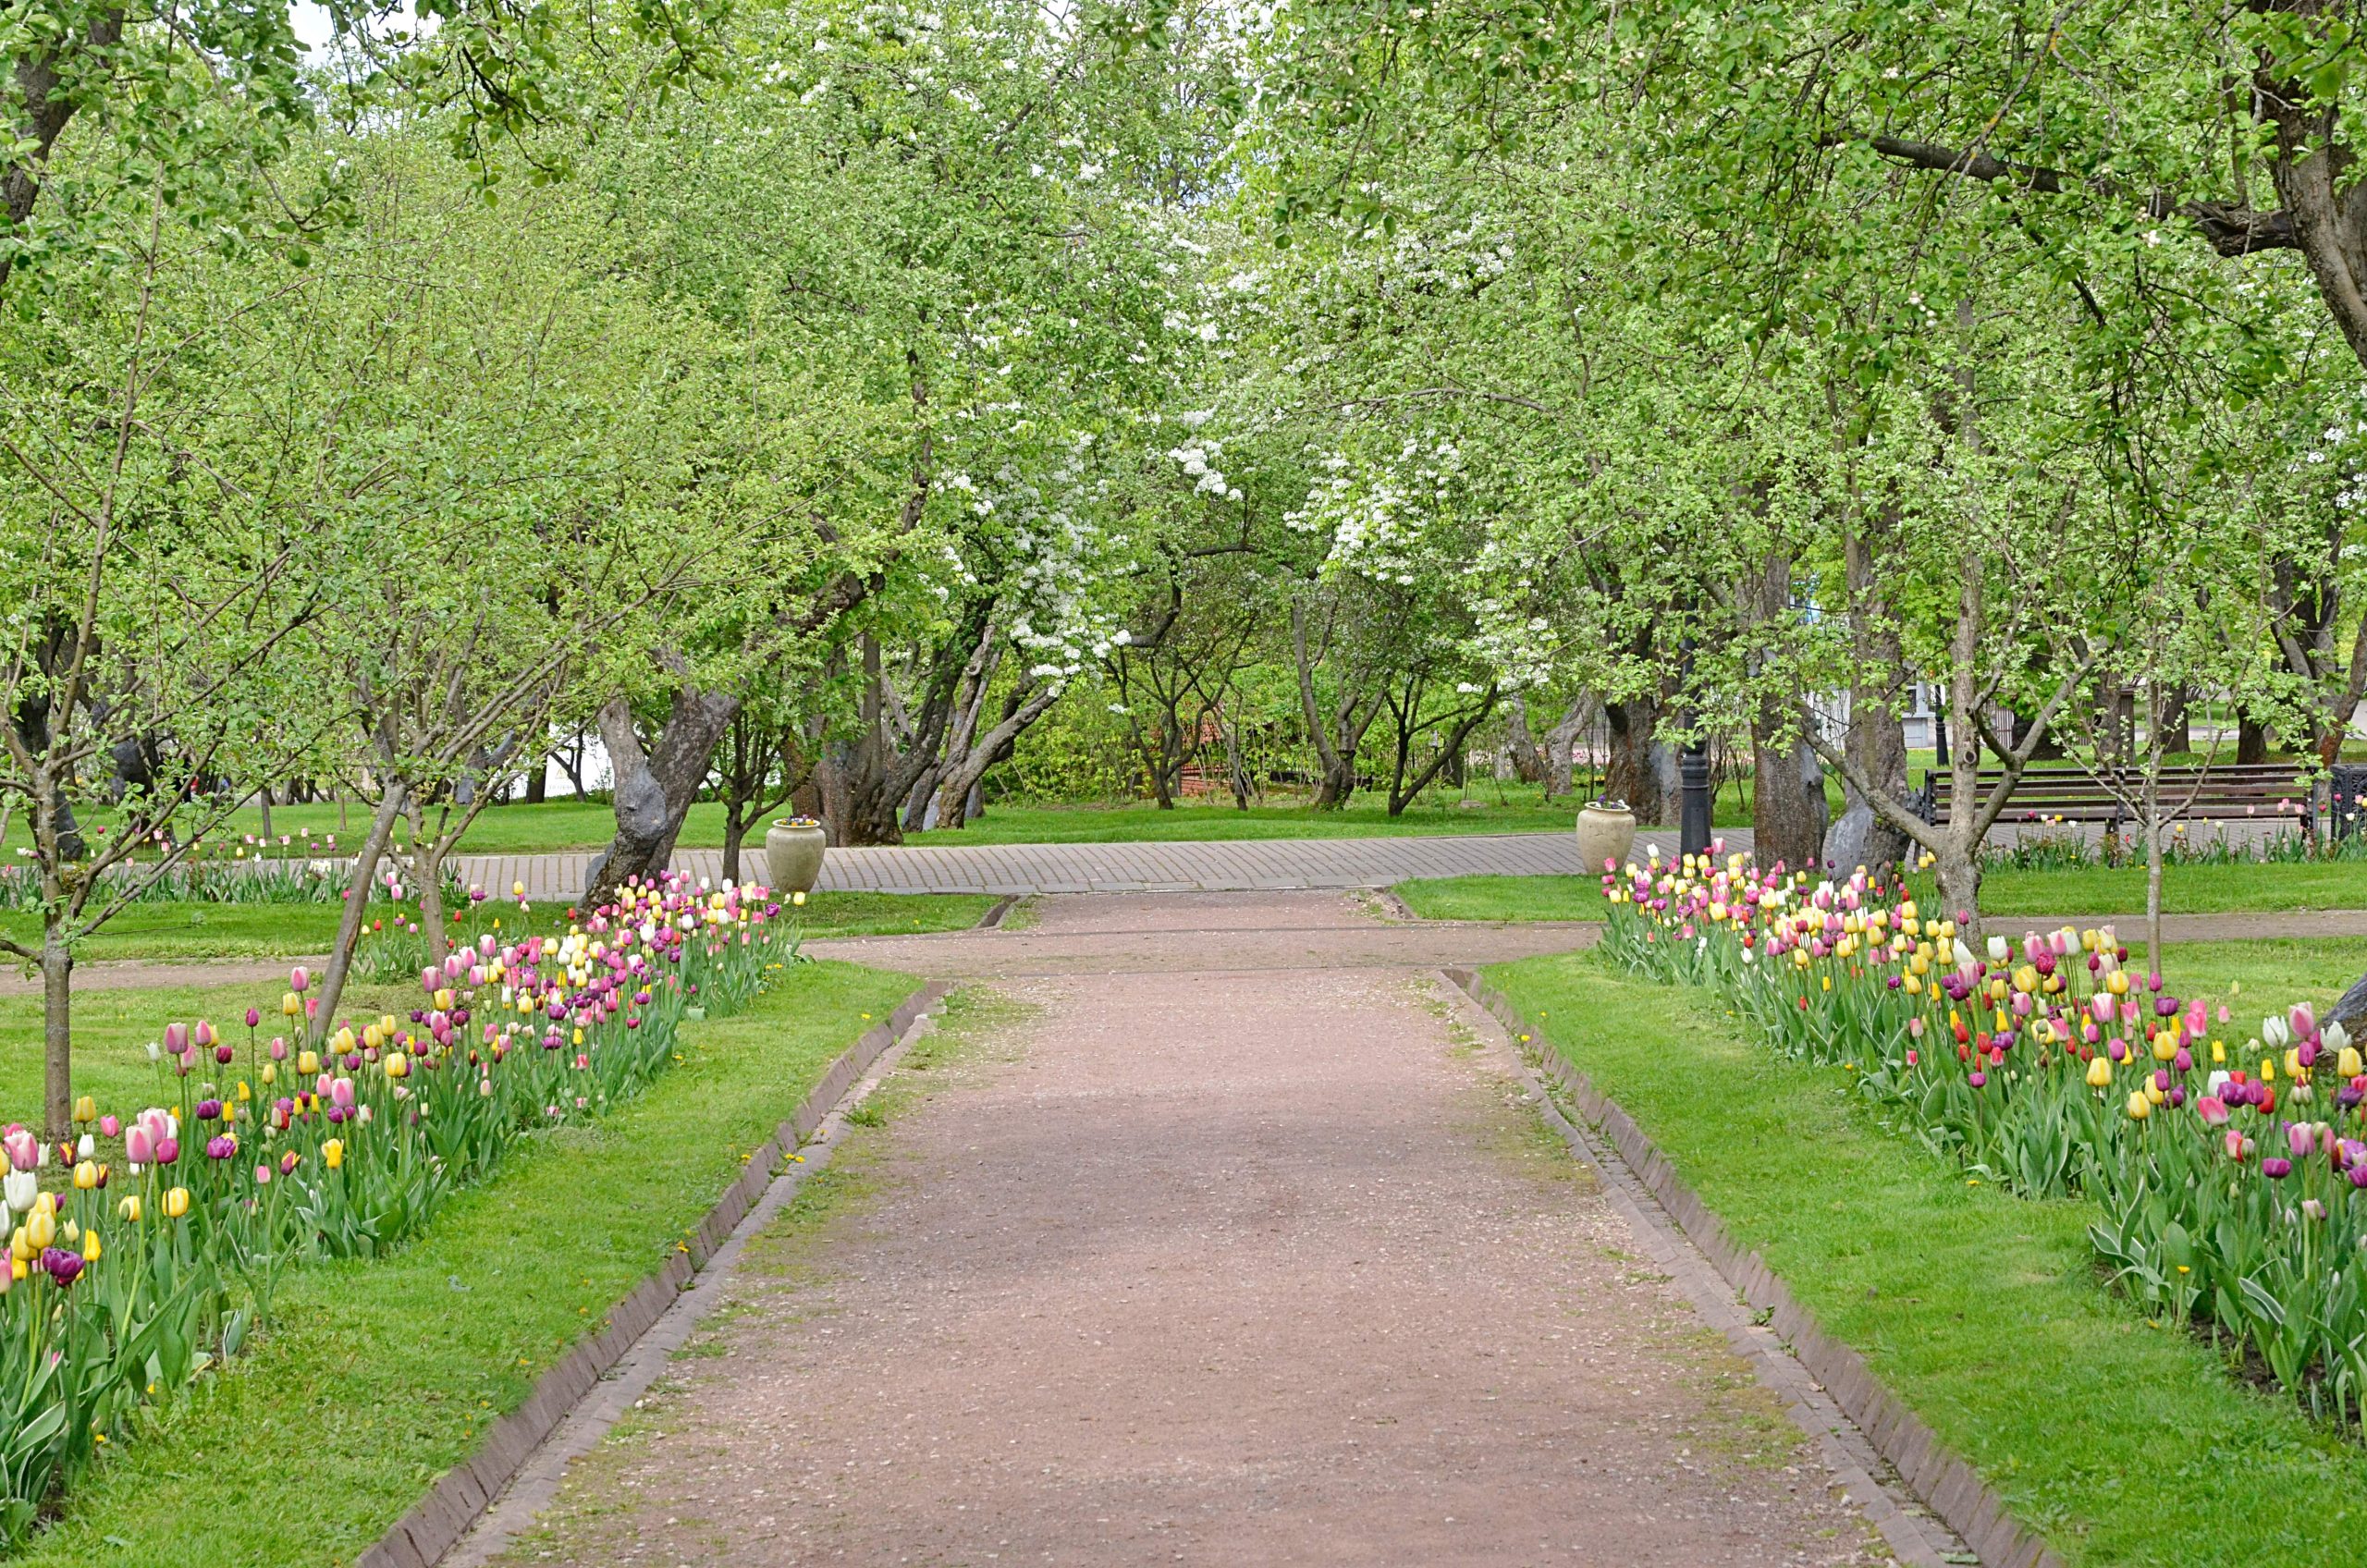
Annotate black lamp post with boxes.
[1678,637,1712,859]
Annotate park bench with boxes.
[1919,762,2320,835]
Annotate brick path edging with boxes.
[353,982,950,1568]
[1447,970,2067,1568]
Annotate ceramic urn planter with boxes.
[765,817,828,895]
[1574,799,1637,875]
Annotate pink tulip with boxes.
[2196,1096,2229,1126]
[290,965,310,992]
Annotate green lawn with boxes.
[1394,860,2367,923]
[11,959,918,1568]
[1,890,997,963]
[5,791,1604,856]
[0,977,443,1123]
[1484,942,2364,1568]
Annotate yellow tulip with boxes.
[80,1230,99,1263]
[2106,971,2129,997]
[383,1051,409,1080]
[117,1195,141,1223]
[2126,1090,2152,1120]
[2284,1048,2304,1080]
[362,1023,383,1050]
[236,1080,251,1103]
[1904,974,1922,995]
[2340,1047,2363,1078]
[323,1139,343,1170]
[2262,1056,2276,1083]
[281,991,301,1017]
[71,1161,96,1191]
[299,1049,321,1075]
[1821,974,1833,992]
[71,1096,95,1124]
[2211,1039,2226,1064]
[163,1187,190,1219]
[2086,1057,2114,1089]
[1899,900,1919,921]
[333,1026,357,1054]
[2152,1035,2178,1061]
[512,880,526,898]
[262,1062,277,1085]
[24,1207,55,1249]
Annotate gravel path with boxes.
[486,894,1897,1567]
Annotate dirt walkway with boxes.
[483,894,1900,1566]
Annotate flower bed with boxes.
[0,872,788,1545]
[1601,848,2366,1429]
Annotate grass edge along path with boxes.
[1397,859,2367,924]
[9,959,920,1568]
[1483,950,2363,1568]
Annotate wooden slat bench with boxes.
[1921,763,2318,833]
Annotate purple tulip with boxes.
[205,1135,236,1160]
[2263,1157,2293,1180]
[41,1248,82,1288]
[194,1099,222,1122]
[246,1008,262,1029]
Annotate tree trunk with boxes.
[2237,711,2270,765]
[586,687,741,904]
[1602,693,1670,825]
[41,930,70,1139]
[411,797,450,966]
[929,680,1061,831]
[2158,684,2192,756]
[1753,725,1829,871]
[722,810,747,885]
[1388,690,1497,815]
[258,786,274,842]
[1290,599,1371,810]
[525,761,548,805]
[1832,499,1912,872]
[311,786,410,1046]
[1542,699,1588,800]
[1505,692,1546,784]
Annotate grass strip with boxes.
[0,890,998,963]
[1484,945,2364,1568]
[1397,860,2367,923]
[10,958,917,1568]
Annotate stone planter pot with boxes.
[765,819,828,895]
[1574,801,1637,875]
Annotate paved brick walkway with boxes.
[450,827,1731,902]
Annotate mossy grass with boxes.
[1484,943,2363,1567]
[6,960,917,1567]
